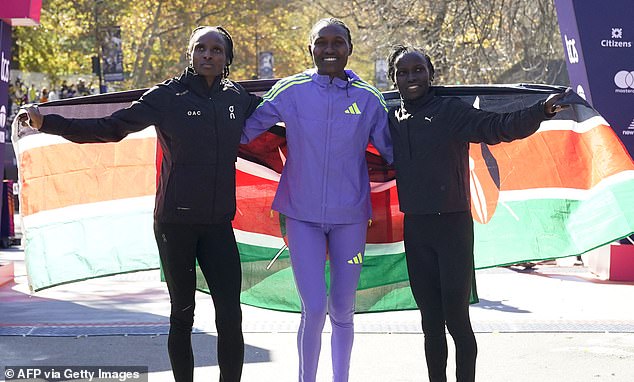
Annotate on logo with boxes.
[564,35,579,64]
[228,105,235,120]
[614,71,634,89]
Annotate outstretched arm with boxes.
[456,88,574,144]
[16,87,165,143]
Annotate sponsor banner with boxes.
[258,51,274,79]
[555,0,634,157]
[101,26,124,82]
[1,21,11,133]
[375,58,389,90]
[0,21,10,205]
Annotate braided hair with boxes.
[386,44,435,84]
[309,17,353,49]
[187,26,234,79]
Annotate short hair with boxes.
[187,26,234,78]
[308,18,352,48]
[386,44,435,84]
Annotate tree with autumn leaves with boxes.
[12,0,568,91]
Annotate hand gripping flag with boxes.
[12,83,634,313]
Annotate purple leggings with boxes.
[285,217,368,382]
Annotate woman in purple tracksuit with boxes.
[242,18,392,382]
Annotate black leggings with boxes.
[154,221,244,382]
[404,212,477,382]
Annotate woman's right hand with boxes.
[16,104,43,130]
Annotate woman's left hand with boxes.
[16,104,44,130]
[544,88,573,116]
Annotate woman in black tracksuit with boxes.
[19,27,260,382]
[386,45,569,382]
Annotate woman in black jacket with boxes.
[386,44,569,382]
[18,26,260,382]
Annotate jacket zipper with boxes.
[321,85,333,221]
[406,116,413,159]
[210,95,218,219]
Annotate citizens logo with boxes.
[564,35,579,64]
[601,27,632,48]
[614,71,634,94]
[612,28,623,39]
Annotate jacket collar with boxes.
[401,88,436,115]
[177,67,223,97]
[305,68,360,89]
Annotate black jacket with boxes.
[41,68,261,224]
[388,90,549,215]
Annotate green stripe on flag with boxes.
[196,242,477,313]
[474,180,634,267]
[25,210,159,291]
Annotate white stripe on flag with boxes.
[16,127,157,153]
[499,170,634,202]
[234,228,404,256]
[536,116,609,134]
[236,157,281,181]
[234,228,285,248]
[22,196,155,227]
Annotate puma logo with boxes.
[424,116,434,122]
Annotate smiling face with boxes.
[189,29,228,86]
[393,51,432,101]
[308,23,352,80]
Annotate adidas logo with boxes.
[344,102,362,115]
[347,252,363,264]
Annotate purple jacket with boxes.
[242,69,393,224]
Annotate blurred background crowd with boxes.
[6,77,94,122]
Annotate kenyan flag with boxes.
[13,84,633,313]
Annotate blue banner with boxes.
[555,0,634,157]
[1,21,11,133]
